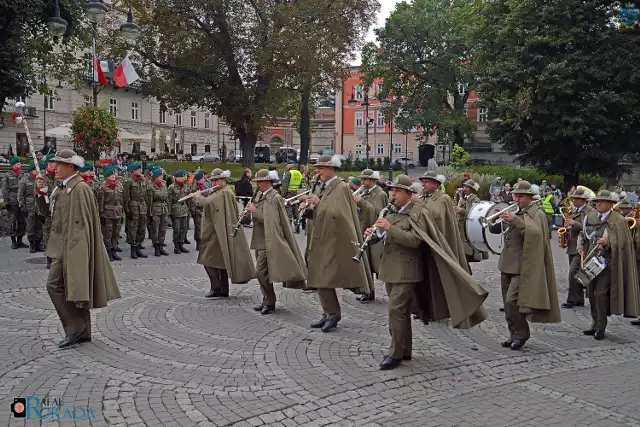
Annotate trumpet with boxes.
[478,203,520,228]
[353,201,394,262]
[352,186,366,197]
[178,185,220,202]
[293,177,321,232]
[231,189,259,237]
[284,189,311,206]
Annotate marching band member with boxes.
[123,162,148,259]
[561,188,595,308]
[189,170,206,251]
[147,167,170,257]
[197,168,255,298]
[455,179,487,264]
[419,171,469,271]
[353,169,389,302]
[98,166,125,262]
[303,155,374,332]
[35,149,119,348]
[364,175,488,370]
[247,169,306,314]
[577,190,640,340]
[489,180,561,350]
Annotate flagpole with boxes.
[92,23,97,107]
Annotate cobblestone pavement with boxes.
[1,223,640,427]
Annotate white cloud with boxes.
[353,0,403,65]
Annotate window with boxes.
[109,98,117,116]
[159,110,166,124]
[131,102,139,120]
[354,111,364,128]
[376,143,385,156]
[354,85,364,100]
[376,111,385,128]
[44,94,55,111]
[44,136,57,152]
[393,142,403,154]
[190,111,197,128]
[176,113,182,127]
[204,144,210,153]
[458,84,467,95]
[355,143,362,155]
[204,112,210,129]
[478,107,488,122]
[191,143,198,155]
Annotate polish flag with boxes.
[93,38,108,85]
[113,56,140,87]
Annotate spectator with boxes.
[551,183,562,202]
[235,168,253,226]
[490,177,504,197]
[490,189,504,203]
[501,183,512,202]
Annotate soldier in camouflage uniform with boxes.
[36,154,58,268]
[147,167,170,256]
[2,157,28,249]
[98,166,124,261]
[168,170,190,254]
[189,170,206,251]
[144,163,156,240]
[123,161,148,259]
[78,163,99,209]
[17,163,43,253]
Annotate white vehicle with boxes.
[191,153,220,162]
[309,153,321,164]
[396,157,417,168]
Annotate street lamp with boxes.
[84,0,108,24]
[380,98,394,180]
[347,85,371,161]
[47,0,68,37]
[119,0,140,43]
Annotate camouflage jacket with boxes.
[167,183,189,217]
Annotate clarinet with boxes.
[293,176,321,230]
[352,200,394,262]
[231,188,259,237]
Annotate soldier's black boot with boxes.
[37,239,45,252]
[17,237,28,249]
[108,249,115,262]
[111,249,122,261]
[29,240,36,253]
[174,243,181,254]
[46,257,52,269]
[113,245,123,253]
[159,244,169,256]
[184,238,191,245]
[136,245,147,258]
[154,244,161,257]
[130,245,138,259]
[10,236,18,249]
[195,240,200,251]
[179,243,190,253]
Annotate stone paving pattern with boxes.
[1,223,640,427]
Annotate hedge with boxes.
[463,165,604,191]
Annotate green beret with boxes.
[146,163,155,171]
[9,157,20,166]
[38,162,47,170]
[78,164,93,172]
[352,178,361,185]
[103,165,116,178]
[26,163,36,172]
[173,170,186,177]
[45,153,56,162]
[194,170,204,181]
[128,161,142,172]
[151,168,163,178]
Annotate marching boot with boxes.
[108,249,115,262]
[154,244,161,257]
[17,237,28,248]
[113,245,123,253]
[179,243,190,253]
[46,256,52,269]
[111,249,122,261]
[11,236,18,249]
[130,245,138,259]
[136,245,148,258]
[184,238,191,244]
[139,243,146,249]
[37,239,45,252]
[29,240,36,253]
[159,244,169,256]
[174,243,181,254]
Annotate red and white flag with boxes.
[93,39,108,85]
[113,56,140,87]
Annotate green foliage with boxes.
[70,105,119,160]
[361,0,475,146]
[450,144,470,168]
[470,0,640,186]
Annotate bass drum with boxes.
[465,201,509,255]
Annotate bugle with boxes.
[478,203,520,228]
[284,189,311,207]
[353,201,394,263]
[231,188,259,237]
[178,185,220,202]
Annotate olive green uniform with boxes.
[2,171,26,239]
[37,173,57,248]
[189,183,204,249]
[98,182,124,251]
[147,183,169,246]
[123,177,148,247]
[168,183,190,244]
[17,174,43,246]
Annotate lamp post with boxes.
[380,97,394,180]
[46,0,68,154]
[348,84,370,161]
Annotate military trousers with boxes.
[284,191,299,222]
[101,218,122,250]
[204,267,229,295]
[588,268,611,331]
[317,288,341,321]
[192,213,202,242]
[8,204,26,238]
[127,213,147,246]
[47,259,91,339]
[26,209,43,241]
[385,282,414,359]
[500,273,531,341]
[150,214,167,245]
[125,216,130,244]
[567,254,585,305]
[172,215,188,243]
[255,249,276,306]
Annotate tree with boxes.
[70,105,119,160]
[115,0,378,167]
[0,0,89,116]
[361,0,475,151]
[471,0,640,187]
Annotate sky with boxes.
[353,0,404,64]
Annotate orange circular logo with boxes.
[13,402,25,413]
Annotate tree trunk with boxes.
[563,171,579,192]
[298,84,312,166]
[239,129,257,168]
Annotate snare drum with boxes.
[465,201,509,255]
[575,255,608,287]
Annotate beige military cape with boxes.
[518,203,562,323]
[307,178,374,292]
[261,189,307,287]
[423,190,470,273]
[599,211,640,317]
[358,186,388,275]
[406,204,488,329]
[48,176,120,308]
[197,186,256,283]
